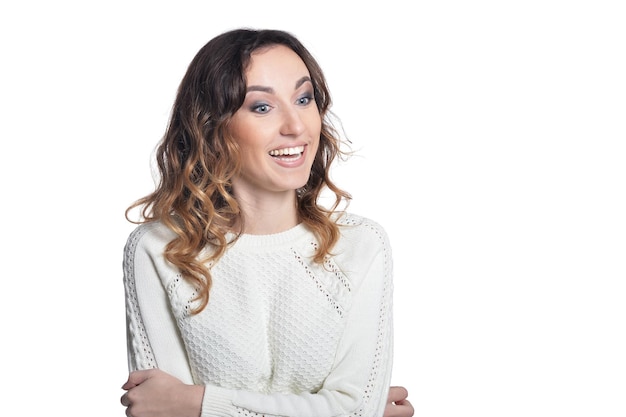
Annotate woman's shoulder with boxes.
[330,212,394,287]
[336,212,389,237]
[124,221,176,257]
[334,212,391,252]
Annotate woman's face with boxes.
[229,44,321,200]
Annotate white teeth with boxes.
[269,145,305,156]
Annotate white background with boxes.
[1,1,624,416]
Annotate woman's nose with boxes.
[279,107,306,137]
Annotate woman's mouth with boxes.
[268,145,305,161]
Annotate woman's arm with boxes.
[121,373,416,417]
[122,224,205,417]
[122,223,195,382]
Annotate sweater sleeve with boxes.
[201,223,395,417]
[123,224,195,383]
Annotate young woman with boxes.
[120,28,414,417]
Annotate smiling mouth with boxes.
[268,145,305,159]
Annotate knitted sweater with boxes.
[123,213,394,417]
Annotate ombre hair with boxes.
[126,28,351,313]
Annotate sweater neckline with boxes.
[229,223,311,250]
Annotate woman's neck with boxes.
[234,190,299,235]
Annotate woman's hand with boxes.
[384,386,415,417]
[120,369,204,417]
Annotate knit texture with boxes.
[124,213,394,417]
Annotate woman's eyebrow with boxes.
[246,76,312,94]
[295,76,312,89]
[247,85,274,94]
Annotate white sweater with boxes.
[123,213,394,417]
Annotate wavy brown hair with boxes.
[126,29,351,313]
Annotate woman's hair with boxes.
[126,28,351,313]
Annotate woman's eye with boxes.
[252,103,271,114]
[296,94,313,105]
